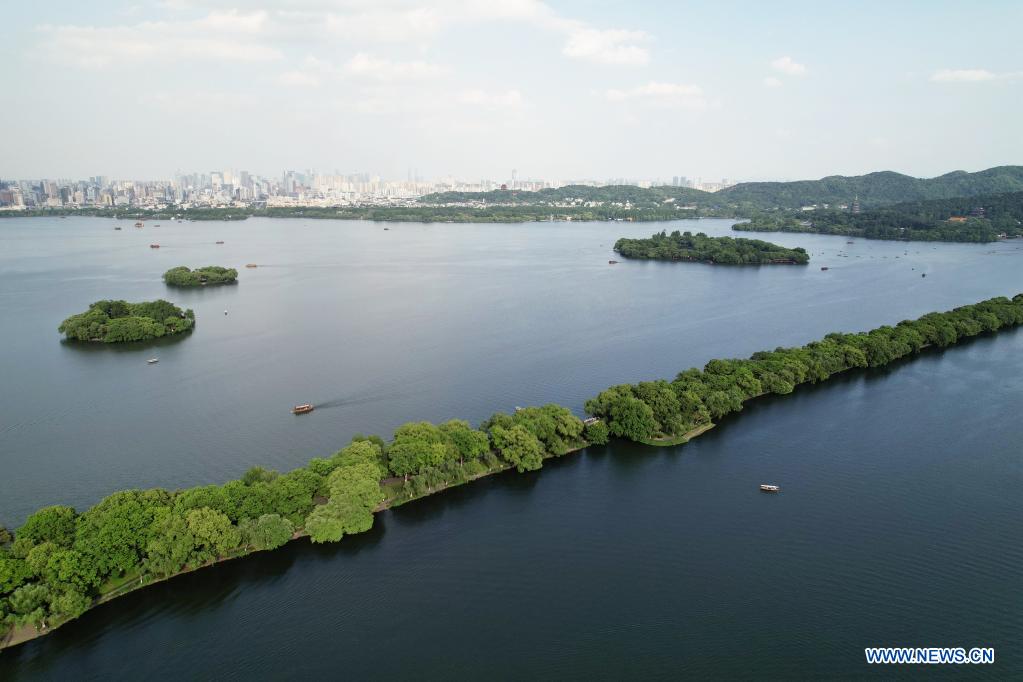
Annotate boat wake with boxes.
[314,386,426,411]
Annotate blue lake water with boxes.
[0,217,1020,678]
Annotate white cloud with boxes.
[771,56,806,76]
[605,81,707,108]
[929,68,1020,82]
[277,71,321,88]
[37,11,282,68]
[457,89,525,109]
[44,2,654,70]
[562,28,649,65]
[344,53,446,80]
[763,76,783,88]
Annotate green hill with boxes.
[717,166,1023,209]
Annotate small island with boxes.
[58,300,195,343]
[163,266,238,287]
[613,230,809,265]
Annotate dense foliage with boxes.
[163,266,238,287]
[734,191,1023,243]
[613,230,809,265]
[7,294,1023,643]
[57,300,195,343]
[585,295,1023,443]
[716,166,1023,210]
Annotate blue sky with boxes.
[1,1,1020,181]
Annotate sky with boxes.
[1,0,1021,182]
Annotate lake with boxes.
[1,217,1021,678]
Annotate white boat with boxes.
[759,484,780,493]
[147,358,159,364]
[224,310,228,315]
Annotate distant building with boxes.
[851,195,861,214]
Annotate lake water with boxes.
[1,217,1021,678]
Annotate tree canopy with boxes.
[614,230,809,265]
[58,299,194,343]
[163,266,238,287]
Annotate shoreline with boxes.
[3,295,1020,654]
[0,423,713,653]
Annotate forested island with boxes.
[5,293,1022,651]
[58,300,194,343]
[163,266,238,287]
[614,230,809,265]
[734,191,1023,243]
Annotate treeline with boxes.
[734,191,1023,243]
[5,294,1023,644]
[419,184,715,208]
[614,230,809,265]
[163,266,238,287]
[585,295,1023,442]
[716,166,1023,210]
[58,300,194,343]
[0,406,604,638]
[256,205,736,223]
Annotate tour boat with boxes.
[609,260,619,265]
[245,263,258,268]
[149,244,160,249]
[292,404,314,415]
[147,358,159,364]
[759,484,780,493]
[135,221,144,228]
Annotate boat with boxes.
[149,244,160,249]
[154,224,161,227]
[846,241,854,244]
[922,273,927,278]
[147,358,159,364]
[608,260,619,265]
[759,484,780,493]
[215,240,225,244]
[245,263,258,268]
[134,221,143,228]
[224,310,228,315]
[114,226,122,230]
[820,266,829,271]
[384,227,390,231]
[292,404,314,415]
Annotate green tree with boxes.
[239,514,294,551]
[185,508,240,565]
[144,513,194,577]
[18,506,77,547]
[439,419,491,464]
[491,425,545,472]
[584,420,610,445]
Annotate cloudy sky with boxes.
[2,0,1021,182]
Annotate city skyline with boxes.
[2,1,1021,180]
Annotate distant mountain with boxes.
[716,166,1023,209]
[420,167,1023,212]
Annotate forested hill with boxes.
[418,167,1023,212]
[716,166,1023,210]
[734,190,1023,243]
